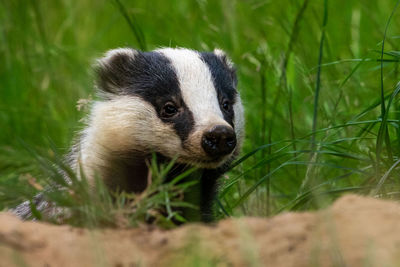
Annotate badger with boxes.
[14,47,244,222]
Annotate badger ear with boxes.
[213,49,237,87]
[95,48,139,94]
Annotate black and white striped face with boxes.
[93,47,244,168]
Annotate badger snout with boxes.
[201,125,237,157]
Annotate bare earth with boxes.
[1,194,400,266]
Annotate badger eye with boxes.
[161,102,178,118]
[221,100,231,112]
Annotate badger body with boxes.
[16,47,244,222]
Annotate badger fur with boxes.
[14,47,244,222]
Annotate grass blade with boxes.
[113,0,147,50]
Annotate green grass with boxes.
[1,0,400,226]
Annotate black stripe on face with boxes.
[97,50,194,142]
[199,52,237,127]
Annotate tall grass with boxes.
[1,0,400,225]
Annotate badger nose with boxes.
[202,125,237,157]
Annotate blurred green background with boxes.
[1,0,400,217]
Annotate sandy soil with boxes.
[1,194,400,266]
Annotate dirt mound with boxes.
[1,194,400,266]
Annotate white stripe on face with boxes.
[157,48,228,128]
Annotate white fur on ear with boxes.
[95,48,139,94]
[213,48,235,69]
[99,48,138,65]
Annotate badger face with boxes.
[90,47,244,170]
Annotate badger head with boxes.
[84,47,244,173]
